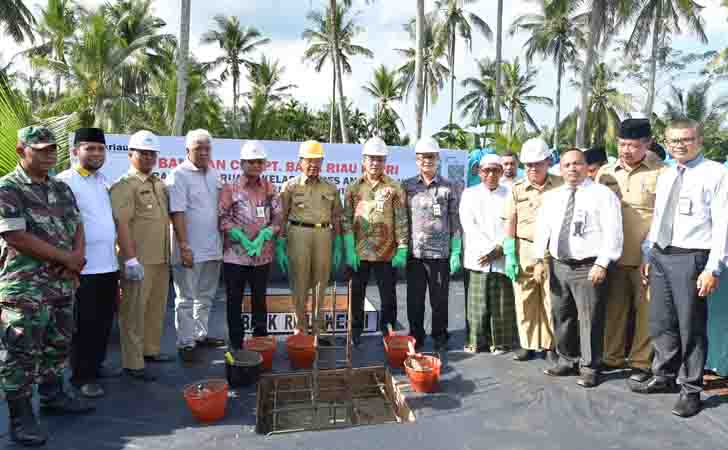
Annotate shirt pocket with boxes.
[136,188,158,218]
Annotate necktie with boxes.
[557,188,576,260]
[656,167,685,249]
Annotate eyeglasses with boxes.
[416,154,438,161]
[243,159,266,165]
[665,137,697,147]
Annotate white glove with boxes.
[124,257,145,281]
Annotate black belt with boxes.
[289,220,331,229]
[654,245,708,255]
[556,257,597,267]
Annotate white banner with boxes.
[83,135,469,191]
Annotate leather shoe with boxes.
[79,383,105,398]
[672,392,701,418]
[196,336,226,347]
[124,368,157,382]
[97,365,123,378]
[178,346,196,363]
[40,390,95,414]
[576,371,600,388]
[629,369,651,383]
[352,331,362,348]
[544,364,578,377]
[513,349,534,361]
[627,376,677,394]
[144,353,175,363]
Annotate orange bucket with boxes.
[244,336,277,371]
[383,335,416,369]
[183,379,228,423]
[286,334,316,369]
[405,355,442,393]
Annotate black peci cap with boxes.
[73,127,106,146]
[618,118,651,139]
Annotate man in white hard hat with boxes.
[502,138,563,362]
[110,130,172,381]
[279,141,343,335]
[402,137,462,351]
[166,129,225,363]
[343,136,408,347]
[219,140,282,348]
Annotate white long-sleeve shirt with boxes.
[645,155,728,274]
[534,177,623,268]
[459,183,509,273]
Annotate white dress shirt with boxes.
[459,183,509,273]
[534,177,623,268]
[645,155,728,274]
[56,168,119,275]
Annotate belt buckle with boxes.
[314,223,322,228]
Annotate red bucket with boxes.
[405,355,442,393]
[182,379,228,423]
[286,334,316,369]
[383,335,416,368]
[244,336,276,371]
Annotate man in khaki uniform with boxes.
[503,138,563,361]
[110,130,172,381]
[595,119,667,382]
[277,141,343,336]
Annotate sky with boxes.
[5,0,728,140]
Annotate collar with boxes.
[181,158,206,172]
[14,164,51,185]
[561,177,592,192]
[677,154,704,171]
[525,174,556,191]
[417,173,440,186]
[74,165,92,177]
[128,167,154,183]
[615,153,662,172]
[300,174,320,185]
[240,175,263,188]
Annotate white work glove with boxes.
[124,258,145,281]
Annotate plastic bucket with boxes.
[383,335,417,369]
[286,334,316,369]
[244,336,276,371]
[182,379,229,423]
[225,350,263,387]
[404,355,442,393]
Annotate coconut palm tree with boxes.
[245,56,297,105]
[500,58,553,144]
[623,0,707,117]
[396,17,450,118]
[201,15,270,123]
[415,0,426,139]
[173,0,190,135]
[32,0,76,99]
[362,65,404,136]
[302,4,373,142]
[457,57,497,126]
[663,82,728,124]
[511,0,587,150]
[431,0,493,130]
[494,0,504,131]
[0,0,35,44]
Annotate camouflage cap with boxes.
[18,125,57,149]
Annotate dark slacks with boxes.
[70,271,120,385]
[406,258,450,343]
[351,261,397,333]
[549,259,607,373]
[224,262,270,350]
[648,248,709,393]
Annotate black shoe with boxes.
[123,368,157,382]
[178,346,196,363]
[7,397,48,446]
[96,365,123,378]
[544,364,578,377]
[627,376,677,394]
[576,371,600,388]
[40,389,95,415]
[629,368,651,383]
[513,349,534,361]
[672,392,702,418]
[433,338,448,352]
[352,330,362,348]
[143,353,175,363]
[195,336,227,347]
[318,337,333,347]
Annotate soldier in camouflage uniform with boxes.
[0,126,95,447]
[343,137,409,346]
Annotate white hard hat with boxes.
[415,136,440,154]
[519,138,551,164]
[240,140,267,160]
[128,130,160,152]
[362,136,388,157]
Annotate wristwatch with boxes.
[179,242,192,252]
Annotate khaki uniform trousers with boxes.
[603,265,652,370]
[119,263,170,370]
[513,263,554,351]
[288,226,333,335]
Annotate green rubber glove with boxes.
[275,237,288,274]
[344,233,360,271]
[332,235,343,272]
[249,227,274,257]
[504,236,519,281]
[449,236,463,274]
[391,247,408,269]
[228,228,255,254]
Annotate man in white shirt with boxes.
[57,128,120,399]
[166,129,224,362]
[633,119,728,418]
[499,151,521,188]
[459,154,517,354]
[534,149,623,388]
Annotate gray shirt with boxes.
[165,159,222,264]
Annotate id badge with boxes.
[573,210,587,235]
[256,206,266,218]
[679,197,692,215]
[376,200,385,212]
[433,204,442,217]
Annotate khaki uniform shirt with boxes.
[110,168,170,265]
[502,174,563,266]
[279,175,342,235]
[595,153,667,267]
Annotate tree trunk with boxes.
[172,0,190,136]
[330,0,349,143]
[414,0,425,139]
[509,104,515,149]
[330,64,336,143]
[448,34,456,129]
[233,69,239,127]
[494,0,504,131]
[644,1,662,118]
[553,52,563,151]
[576,0,603,147]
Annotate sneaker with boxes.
[79,383,105,398]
